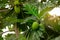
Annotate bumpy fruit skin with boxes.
[14,6,20,13]
[14,1,20,5]
[32,22,39,30]
[39,23,45,30]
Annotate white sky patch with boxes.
[49,7,60,16]
[2,25,24,39]
[38,0,49,2]
[2,31,15,37]
[2,26,15,38]
[46,0,49,2]
[5,4,11,9]
[20,32,24,34]
[9,24,13,28]
[38,0,41,2]
[2,26,9,32]
[5,5,9,8]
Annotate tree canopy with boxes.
[0,0,60,40]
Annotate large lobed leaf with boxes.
[24,3,39,19]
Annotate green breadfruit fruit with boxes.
[32,22,39,30]
[14,0,20,5]
[14,6,20,13]
[39,23,45,31]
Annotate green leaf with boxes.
[38,7,53,19]
[24,3,39,19]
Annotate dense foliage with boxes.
[0,0,60,40]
